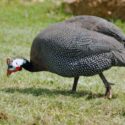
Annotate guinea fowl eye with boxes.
[8,65,13,68]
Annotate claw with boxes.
[71,90,76,93]
[105,87,112,99]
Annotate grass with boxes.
[1,1,125,125]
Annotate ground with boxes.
[0,1,125,125]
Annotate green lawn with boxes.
[1,1,125,125]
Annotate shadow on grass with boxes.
[1,87,117,100]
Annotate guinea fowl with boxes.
[7,22,125,99]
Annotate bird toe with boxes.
[105,89,112,99]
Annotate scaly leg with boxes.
[72,77,79,92]
[99,72,113,99]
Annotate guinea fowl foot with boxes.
[71,90,76,93]
[105,87,112,99]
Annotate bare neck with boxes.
[22,59,35,72]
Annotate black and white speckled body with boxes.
[48,53,113,77]
[8,17,125,98]
[30,23,125,77]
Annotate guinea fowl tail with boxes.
[112,50,125,66]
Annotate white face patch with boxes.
[12,59,25,67]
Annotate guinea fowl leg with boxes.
[99,73,112,99]
[72,77,79,92]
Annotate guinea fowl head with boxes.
[6,58,26,76]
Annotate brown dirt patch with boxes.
[0,112,8,120]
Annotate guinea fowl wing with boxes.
[39,23,124,58]
[65,16,125,43]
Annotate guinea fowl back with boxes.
[65,16,125,43]
[30,22,125,77]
